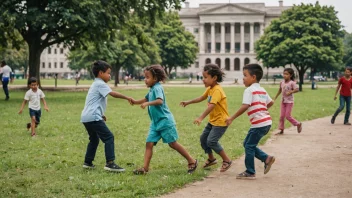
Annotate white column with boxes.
[240,23,245,54]
[230,23,235,54]
[220,23,225,53]
[260,22,265,36]
[211,23,215,54]
[199,23,205,54]
[250,23,254,53]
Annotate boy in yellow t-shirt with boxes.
[180,64,232,172]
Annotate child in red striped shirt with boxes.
[226,64,275,180]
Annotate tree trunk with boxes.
[27,38,44,87]
[114,65,121,87]
[297,66,307,92]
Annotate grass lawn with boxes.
[0,86,338,197]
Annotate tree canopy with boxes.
[0,0,184,85]
[255,2,344,90]
[343,32,352,67]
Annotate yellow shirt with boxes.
[202,84,229,126]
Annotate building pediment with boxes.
[198,4,265,15]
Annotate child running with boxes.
[131,65,197,175]
[331,67,352,125]
[81,60,132,172]
[273,68,302,135]
[18,77,49,136]
[180,63,232,172]
[226,64,275,180]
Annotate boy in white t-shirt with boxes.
[18,77,49,136]
[226,64,276,180]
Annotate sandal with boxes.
[264,156,275,174]
[297,123,302,133]
[133,167,148,175]
[203,158,217,168]
[236,171,256,180]
[187,159,198,174]
[220,160,232,172]
[275,130,284,135]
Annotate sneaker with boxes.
[264,156,275,174]
[83,162,95,169]
[5,97,9,101]
[104,162,125,172]
[331,116,336,124]
[236,171,256,180]
[344,122,351,125]
[26,123,31,130]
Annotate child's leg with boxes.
[206,126,230,162]
[143,142,154,170]
[344,96,351,124]
[333,95,346,118]
[83,122,100,164]
[200,123,214,157]
[30,116,36,136]
[93,121,115,164]
[168,142,196,164]
[279,102,286,131]
[243,126,271,175]
[284,103,300,126]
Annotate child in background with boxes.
[180,63,232,172]
[331,67,352,125]
[81,60,132,172]
[131,65,198,175]
[226,64,275,180]
[273,68,302,135]
[18,77,49,136]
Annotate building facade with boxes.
[178,1,291,80]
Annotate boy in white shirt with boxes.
[1,60,13,100]
[18,77,49,136]
[226,64,276,180]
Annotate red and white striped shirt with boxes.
[242,83,272,128]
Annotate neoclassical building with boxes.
[178,1,291,80]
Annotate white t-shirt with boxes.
[242,83,272,128]
[1,65,12,79]
[24,89,45,110]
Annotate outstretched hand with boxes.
[141,102,148,109]
[18,109,23,114]
[180,101,189,107]
[193,117,202,126]
[334,96,337,101]
[128,97,134,105]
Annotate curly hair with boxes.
[144,65,167,82]
[203,63,225,82]
[91,60,112,77]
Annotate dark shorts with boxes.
[29,108,41,124]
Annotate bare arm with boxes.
[334,83,341,100]
[273,86,282,101]
[109,91,131,100]
[141,98,163,109]
[41,98,49,111]
[267,101,274,109]
[193,103,216,125]
[18,100,27,114]
[132,98,148,105]
[226,104,250,126]
[180,95,207,107]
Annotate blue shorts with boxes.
[146,125,179,145]
[29,108,41,124]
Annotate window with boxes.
[235,24,240,33]
[60,48,64,54]
[245,42,250,53]
[235,43,240,53]
[225,43,231,53]
[48,48,51,54]
[60,62,64,68]
[54,62,57,68]
[194,28,199,34]
[254,24,260,33]
[216,43,221,53]
[195,61,199,68]
[225,26,230,34]
[42,62,45,68]
[54,49,57,54]
[245,24,250,33]
[49,63,52,68]
[216,25,221,33]
[207,43,211,53]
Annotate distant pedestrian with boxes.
[0,60,12,100]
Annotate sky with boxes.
[187,0,351,33]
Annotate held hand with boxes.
[225,117,233,126]
[128,97,134,105]
[140,102,149,109]
[18,109,23,114]
[102,115,107,122]
[193,117,202,126]
[334,96,337,101]
[179,101,189,107]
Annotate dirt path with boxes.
[163,116,352,198]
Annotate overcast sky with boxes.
[187,0,351,33]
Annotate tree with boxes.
[255,2,344,91]
[0,0,183,85]
[154,12,198,75]
[343,32,352,66]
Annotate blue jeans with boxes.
[243,125,271,175]
[333,95,351,123]
[83,121,115,164]
[2,77,9,98]
[200,123,228,154]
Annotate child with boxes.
[180,63,232,172]
[273,68,302,135]
[226,64,275,180]
[81,60,132,172]
[331,67,352,125]
[1,60,12,100]
[18,77,49,136]
[131,65,198,174]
